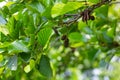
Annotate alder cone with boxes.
[90,16,95,20]
[64,38,69,47]
[61,35,67,40]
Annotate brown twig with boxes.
[63,0,112,25]
[64,14,78,17]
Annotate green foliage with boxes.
[7,55,17,71]
[37,28,53,49]
[38,55,53,78]
[51,2,83,18]
[88,0,99,3]
[68,32,87,47]
[0,0,120,80]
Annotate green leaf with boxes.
[0,25,9,36]
[8,40,29,54]
[88,0,99,3]
[42,21,55,28]
[19,52,31,62]
[30,59,35,69]
[0,16,6,24]
[60,2,82,15]
[62,0,68,3]
[107,28,114,38]
[78,21,87,30]
[7,55,17,71]
[107,20,117,38]
[24,64,31,73]
[0,67,4,75]
[51,3,65,18]
[38,55,53,78]
[78,21,92,34]
[51,2,83,18]
[5,1,14,7]
[29,34,35,46]
[42,6,52,19]
[25,25,35,35]
[27,1,45,13]
[0,58,7,67]
[24,59,35,73]
[39,0,53,7]
[68,32,87,43]
[95,5,109,19]
[7,17,20,39]
[0,54,3,62]
[102,31,113,44]
[37,28,53,49]
[0,48,5,53]
[9,3,24,14]
[87,48,98,61]
[68,32,87,47]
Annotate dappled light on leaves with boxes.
[0,0,120,80]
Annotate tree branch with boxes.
[63,0,112,25]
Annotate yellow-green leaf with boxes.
[51,2,83,18]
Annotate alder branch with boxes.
[63,0,112,25]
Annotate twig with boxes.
[63,0,112,25]
[64,14,78,17]
[63,14,81,25]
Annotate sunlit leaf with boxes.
[0,0,119,79]
[30,59,35,69]
[0,25,9,36]
[61,2,83,15]
[24,59,35,73]
[51,3,65,18]
[8,40,29,54]
[88,0,99,3]
[24,65,31,73]
[51,2,83,18]
[5,1,14,7]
